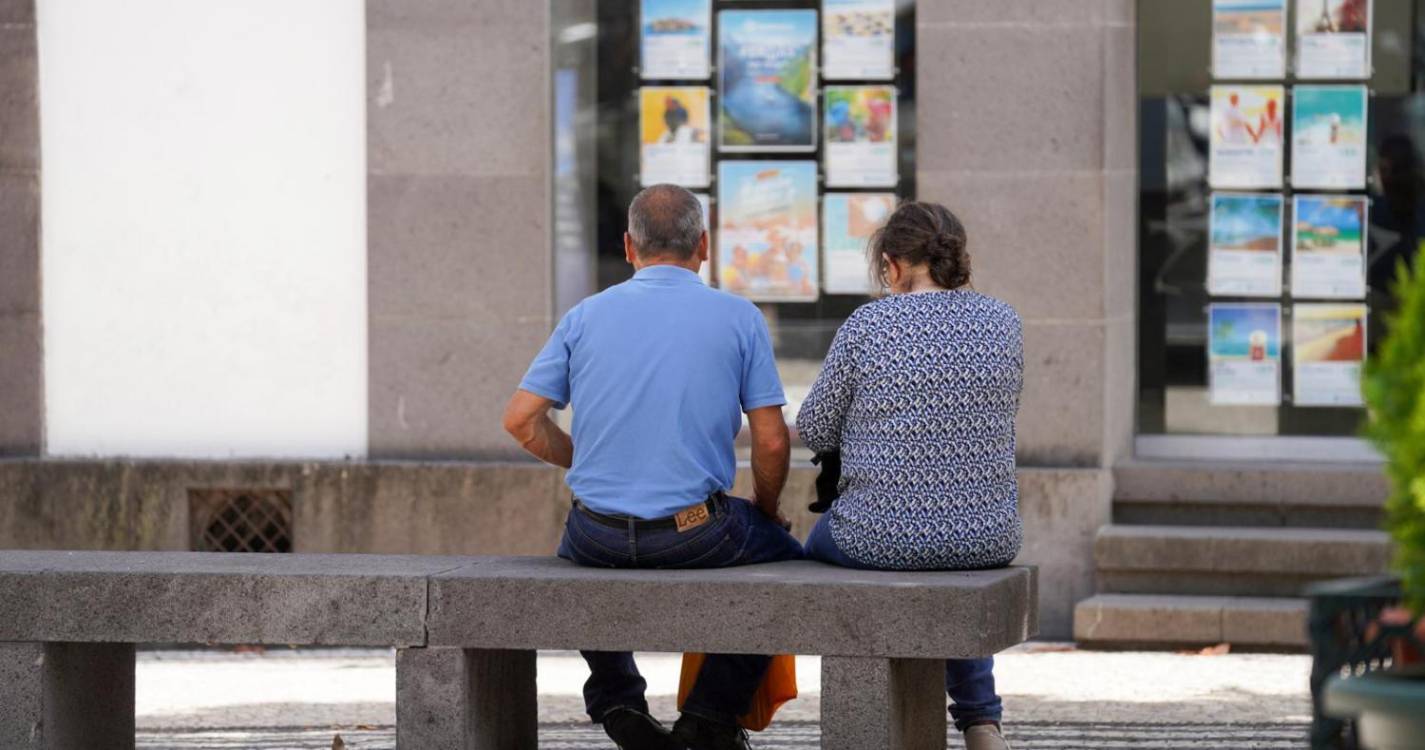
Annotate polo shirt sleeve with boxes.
[740,309,786,412]
[518,308,578,409]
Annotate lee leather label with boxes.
[674,503,711,533]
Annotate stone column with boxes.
[396,646,537,750]
[820,656,946,750]
[365,0,554,461]
[0,0,42,456]
[0,642,136,750]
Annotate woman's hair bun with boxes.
[867,202,971,291]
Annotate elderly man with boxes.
[503,184,802,750]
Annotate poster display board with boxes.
[639,87,712,188]
[1209,303,1283,406]
[1291,195,1367,299]
[1292,303,1367,406]
[641,0,713,80]
[1296,0,1372,79]
[1210,85,1285,189]
[695,193,713,285]
[718,9,818,152]
[822,0,896,80]
[1208,193,1284,297]
[1291,85,1368,190]
[1212,0,1287,79]
[824,85,898,187]
[717,161,820,301]
[823,193,894,294]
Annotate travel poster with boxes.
[1291,85,1367,190]
[717,161,819,301]
[824,85,898,188]
[822,0,895,80]
[823,193,895,295]
[695,193,713,285]
[1208,193,1284,298]
[1209,303,1283,406]
[1292,303,1367,406]
[1296,0,1372,79]
[1210,85,1285,190]
[639,87,712,188]
[640,0,712,80]
[718,10,818,152]
[1291,195,1367,299]
[1213,0,1287,79]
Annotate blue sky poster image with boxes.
[718,9,818,152]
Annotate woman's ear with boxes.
[885,257,903,289]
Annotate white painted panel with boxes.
[37,0,367,458]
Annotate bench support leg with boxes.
[0,642,136,750]
[397,647,537,750]
[821,656,946,750]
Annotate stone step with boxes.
[1073,593,1308,649]
[1112,460,1387,529]
[1094,524,1390,597]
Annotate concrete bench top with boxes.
[0,551,1036,658]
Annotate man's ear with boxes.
[698,230,709,263]
[624,233,638,267]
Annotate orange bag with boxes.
[676,653,798,732]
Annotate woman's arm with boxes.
[795,318,860,453]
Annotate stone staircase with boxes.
[1073,460,1391,650]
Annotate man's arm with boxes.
[502,389,574,469]
[746,405,790,526]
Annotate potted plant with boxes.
[1322,257,1425,750]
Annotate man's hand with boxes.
[746,405,790,524]
[502,390,574,469]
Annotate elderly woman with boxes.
[796,201,1023,750]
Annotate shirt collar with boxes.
[633,265,701,284]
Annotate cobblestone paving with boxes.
[136,720,1310,749]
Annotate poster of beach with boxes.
[1292,303,1367,406]
[641,0,712,80]
[823,0,895,80]
[823,193,895,295]
[1208,193,1283,297]
[1291,195,1367,299]
[639,87,711,188]
[718,10,818,152]
[1213,0,1286,79]
[1291,85,1367,189]
[1209,303,1282,405]
[1210,85,1285,189]
[1296,0,1371,79]
[824,85,897,187]
[717,161,819,301]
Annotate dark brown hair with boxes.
[867,201,971,291]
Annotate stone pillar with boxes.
[0,642,136,750]
[915,1,1137,468]
[365,0,555,460]
[396,646,537,750]
[820,656,946,750]
[0,0,42,457]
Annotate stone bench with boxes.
[0,551,1037,749]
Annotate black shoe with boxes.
[671,713,753,750]
[602,707,684,750]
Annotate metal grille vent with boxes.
[189,489,293,553]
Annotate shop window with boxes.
[1138,0,1420,443]
[552,0,916,442]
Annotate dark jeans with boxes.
[556,494,804,725]
[803,513,1004,732]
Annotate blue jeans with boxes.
[804,513,1004,732]
[556,494,805,725]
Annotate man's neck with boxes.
[635,258,700,274]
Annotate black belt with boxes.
[573,493,722,531]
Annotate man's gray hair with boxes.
[627,184,705,260]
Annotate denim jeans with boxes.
[556,494,805,725]
[803,513,1004,732]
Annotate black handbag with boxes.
[808,450,841,513]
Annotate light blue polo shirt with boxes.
[519,265,785,519]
